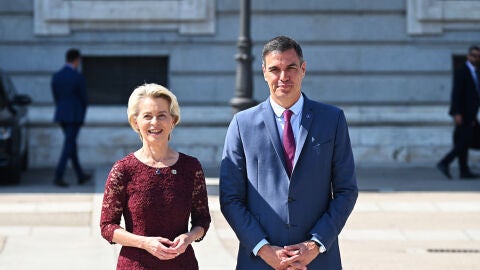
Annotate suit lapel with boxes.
[261,100,288,172]
[294,96,314,167]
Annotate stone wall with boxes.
[1,0,479,170]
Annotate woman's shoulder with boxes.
[111,153,138,170]
[177,152,202,169]
[177,153,205,181]
[178,152,200,163]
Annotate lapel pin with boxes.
[306,113,311,119]
[172,169,177,175]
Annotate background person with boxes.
[100,83,211,270]
[437,45,480,180]
[220,36,358,270]
[51,48,90,187]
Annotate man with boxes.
[220,36,358,270]
[437,45,480,180]
[52,48,91,187]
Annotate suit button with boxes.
[285,224,291,229]
[288,197,295,203]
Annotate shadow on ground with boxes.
[1,165,480,194]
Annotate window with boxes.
[82,56,168,105]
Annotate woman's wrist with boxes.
[184,232,197,244]
[138,235,149,250]
[187,227,204,243]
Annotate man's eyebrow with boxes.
[268,63,298,69]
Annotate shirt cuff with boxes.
[252,239,269,256]
[310,235,327,253]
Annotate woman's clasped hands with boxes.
[143,233,194,260]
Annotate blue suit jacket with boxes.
[51,66,88,124]
[220,94,358,270]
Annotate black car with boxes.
[0,69,31,184]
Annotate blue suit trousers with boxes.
[55,123,85,181]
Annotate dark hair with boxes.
[468,45,480,55]
[66,48,81,63]
[262,36,303,64]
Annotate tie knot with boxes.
[283,109,293,122]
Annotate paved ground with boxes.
[0,165,479,269]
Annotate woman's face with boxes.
[134,97,174,144]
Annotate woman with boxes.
[100,83,211,270]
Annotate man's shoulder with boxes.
[234,101,267,119]
[305,97,342,115]
[53,66,70,77]
[454,63,470,75]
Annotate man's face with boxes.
[467,49,480,68]
[262,48,306,108]
[71,57,82,69]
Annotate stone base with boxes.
[27,104,475,169]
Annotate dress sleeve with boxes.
[100,161,128,244]
[190,160,211,242]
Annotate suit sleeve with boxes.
[220,115,268,253]
[78,74,88,120]
[309,110,358,249]
[449,68,465,117]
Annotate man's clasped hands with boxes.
[258,241,321,270]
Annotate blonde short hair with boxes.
[127,83,181,140]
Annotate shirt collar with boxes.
[269,94,304,118]
[466,60,477,73]
[65,63,77,70]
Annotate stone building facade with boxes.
[1,0,479,172]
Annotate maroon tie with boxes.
[282,109,296,176]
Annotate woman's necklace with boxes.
[145,152,177,175]
[149,159,168,175]
[154,166,177,175]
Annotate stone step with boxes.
[30,104,453,127]
[0,194,93,226]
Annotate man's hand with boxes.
[258,244,290,269]
[454,114,462,126]
[280,241,320,269]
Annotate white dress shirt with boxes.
[252,94,326,256]
[269,95,304,166]
[466,60,480,91]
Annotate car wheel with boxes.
[2,161,21,185]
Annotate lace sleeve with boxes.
[190,160,211,242]
[100,161,128,244]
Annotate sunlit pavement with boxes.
[0,166,479,269]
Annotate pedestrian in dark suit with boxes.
[220,36,358,270]
[437,45,480,180]
[52,48,91,187]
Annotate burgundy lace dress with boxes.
[100,152,211,270]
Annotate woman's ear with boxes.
[133,117,139,131]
